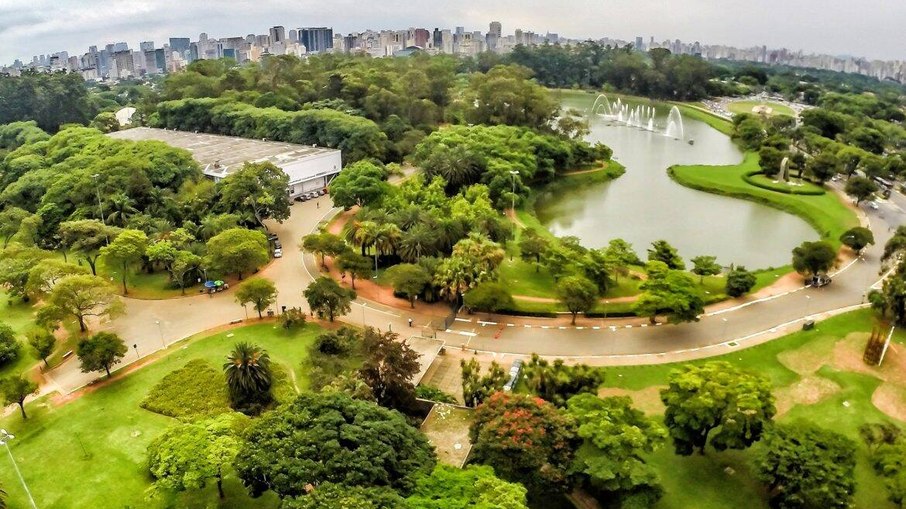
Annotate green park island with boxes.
[0,42,904,509]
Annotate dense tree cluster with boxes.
[412,124,610,207]
[501,43,716,100]
[0,71,96,131]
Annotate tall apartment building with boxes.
[269,26,286,43]
[299,27,334,53]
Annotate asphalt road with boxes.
[43,184,901,394]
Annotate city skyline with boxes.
[1,0,904,66]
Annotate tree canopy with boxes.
[234,393,435,499]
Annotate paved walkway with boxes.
[42,179,902,394]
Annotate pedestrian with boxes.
[408,318,413,327]
[317,201,320,209]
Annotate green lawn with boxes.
[596,309,902,509]
[0,322,327,509]
[669,152,859,248]
[0,291,43,379]
[728,100,796,117]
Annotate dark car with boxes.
[808,275,832,287]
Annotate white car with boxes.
[273,248,283,258]
[869,201,879,210]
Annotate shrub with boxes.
[279,307,306,329]
[141,359,231,421]
[0,323,21,367]
[415,384,458,404]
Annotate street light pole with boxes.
[155,320,165,348]
[91,174,109,245]
[721,317,729,339]
[804,295,812,317]
[362,302,367,327]
[0,429,37,509]
[509,170,519,211]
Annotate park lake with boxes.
[535,92,818,269]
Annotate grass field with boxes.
[596,309,902,509]
[728,100,796,117]
[0,322,327,509]
[669,152,859,248]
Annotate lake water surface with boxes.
[535,93,817,268]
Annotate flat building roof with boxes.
[108,127,340,181]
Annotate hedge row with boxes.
[742,170,826,195]
[153,98,388,163]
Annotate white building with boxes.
[108,128,342,199]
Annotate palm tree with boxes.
[435,217,464,254]
[346,220,379,257]
[374,223,402,256]
[105,192,139,227]
[399,224,438,262]
[392,205,426,230]
[223,342,272,406]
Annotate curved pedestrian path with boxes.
[43,182,901,394]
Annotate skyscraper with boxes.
[489,21,502,38]
[269,26,286,44]
[300,28,334,53]
[169,37,190,56]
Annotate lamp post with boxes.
[804,295,812,317]
[362,302,367,327]
[509,170,519,211]
[604,300,610,320]
[721,317,729,339]
[0,429,38,509]
[133,343,139,359]
[91,174,109,245]
[155,320,165,348]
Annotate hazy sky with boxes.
[1,0,904,64]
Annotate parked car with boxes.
[503,359,524,392]
[274,240,282,250]
[869,201,880,210]
[273,248,283,258]
[808,274,831,287]
[267,233,279,242]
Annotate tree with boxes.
[337,251,373,289]
[358,328,420,411]
[25,259,88,298]
[223,342,272,411]
[518,229,549,272]
[633,262,704,324]
[301,231,348,269]
[754,423,856,509]
[37,274,122,332]
[168,250,202,295]
[234,393,435,498]
[234,278,277,319]
[660,361,775,455]
[384,263,431,308]
[0,376,37,420]
[405,465,529,509]
[870,435,906,506]
[690,255,721,283]
[0,324,20,368]
[328,160,390,209]
[204,228,269,280]
[523,354,604,407]
[844,175,879,205]
[304,276,356,322]
[217,161,290,228]
[464,282,514,317]
[147,414,247,499]
[58,220,118,275]
[282,484,402,509]
[647,240,685,270]
[791,240,836,277]
[805,152,839,183]
[0,207,29,248]
[725,266,757,297]
[605,238,640,282]
[556,275,599,325]
[76,331,128,378]
[566,394,666,505]
[26,328,55,368]
[470,392,580,496]
[100,229,148,295]
[0,244,52,299]
[840,226,875,255]
[460,358,508,408]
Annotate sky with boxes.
[1,0,904,64]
